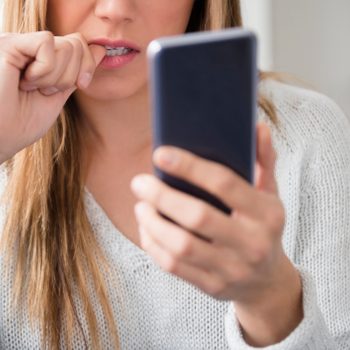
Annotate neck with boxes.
[73,86,154,244]
[74,85,152,161]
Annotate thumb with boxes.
[255,123,278,194]
[89,44,106,67]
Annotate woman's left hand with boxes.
[131,123,303,345]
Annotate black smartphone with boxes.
[147,28,257,214]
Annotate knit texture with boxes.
[1,80,350,349]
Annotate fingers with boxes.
[135,201,217,270]
[28,42,74,95]
[152,123,280,219]
[134,201,278,301]
[131,174,251,246]
[138,224,226,297]
[64,34,105,89]
[89,44,106,67]
[1,31,55,72]
[17,32,102,94]
[153,146,267,220]
[131,171,284,259]
[132,125,286,302]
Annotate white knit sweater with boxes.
[1,80,350,349]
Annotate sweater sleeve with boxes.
[224,87,350,349]
[224,269,337,349]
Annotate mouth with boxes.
[89,38,141,69]
[105,46,137,57]
[89,38,141,55]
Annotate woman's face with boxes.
[47,0,195,101]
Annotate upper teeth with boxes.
[105,46,132,56]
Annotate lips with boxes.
[88,38,141,52]
[88,38,141,70]
[88,38,141,69]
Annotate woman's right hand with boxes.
[0,31,105,164]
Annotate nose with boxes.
[95,0,135,23]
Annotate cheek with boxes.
[143,1,195,37]
[47,0,93,35]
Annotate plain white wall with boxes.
[242,0,350,117]
[0,0,2,30]
[241,0,273,70]
[271,0,350,117]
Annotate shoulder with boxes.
[259,79,350,159]
[259,79,350,136]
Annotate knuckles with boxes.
[187,204,210,231]
[66,37,84,55]
[211,168,236,196]
[204,279,227,299]
[59,40,74,57]
[0,51,20,67]
[37,31,55,45]
[162,255,179,274]
[66,32,95,71]
[172,235,194,259]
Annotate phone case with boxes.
[148,28,257,214]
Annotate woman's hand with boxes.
[0,31,105,163]
[131,123,303,346]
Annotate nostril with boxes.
[94,2,134,23]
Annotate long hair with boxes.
[1,0,277,349]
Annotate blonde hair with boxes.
[1,0,277,349]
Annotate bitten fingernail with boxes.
[41,87,59,95]
[21,85,38,92]
[79,73,92,89]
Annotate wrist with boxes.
[234,255,303,347]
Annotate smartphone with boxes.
[147,28,257,214]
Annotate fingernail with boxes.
[21,85,38,92]
[78,72,92,89]
[135,202,147,218]
[41,87,59,96]
[131,177,148,196]
[155,149,178,167]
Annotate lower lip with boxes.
[99,51,139,69]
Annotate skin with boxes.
[0,0,303,346]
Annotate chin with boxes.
[82,76,147,101]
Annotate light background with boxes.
[242,0,350,117]
[1,0,349,117]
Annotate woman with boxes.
[0,0,349,349]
